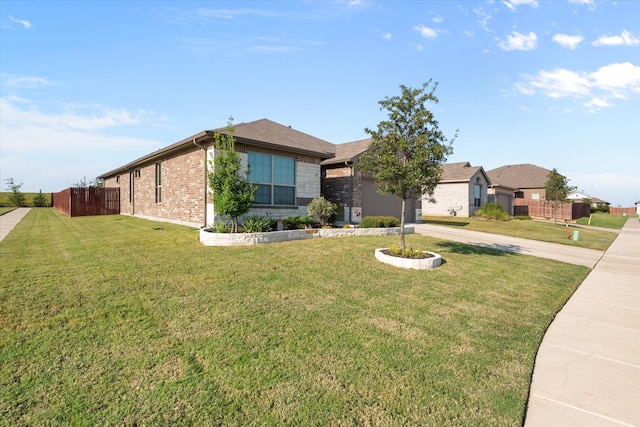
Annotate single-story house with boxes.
[98,119,335,228]
[320,138,420,223]
[421,162,491,217]
[567,191,610,209]
[487,164,551,201]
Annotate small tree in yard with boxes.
[357,80,455,253]
[33,190,47,207]
[4,177,26,207]
[207,119,256,233]
[307,197,336,226]
[545,168,575,225]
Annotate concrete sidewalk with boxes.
[0,208,31,242]
[413,223,604,268]
[524,219,640,426]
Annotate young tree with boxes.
[33,190,48,207]
[357,80,455,252]
[207,119,256,233]
[4,177,26,207]
[545,168,575,224]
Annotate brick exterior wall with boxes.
[104,146,207,227]
[422,170,490,217]
[321,164,364,222]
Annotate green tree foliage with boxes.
[207,119,256,233]
[72,177,104,188]
[4,177,26,207]
[544,168,576,224]
[356,80,455,251]
[33,190,47,207]
[307,197,336,226]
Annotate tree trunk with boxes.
[400,198,406,252]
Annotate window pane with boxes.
[474,184,481,199]
[274,156,295,185]
[274,186,295,205]
[248,152,272,183]
[254,184,271,204]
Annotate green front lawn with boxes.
[575,213,632,229]
[423,216,617,251]
[0,207,17,215]
[1,209,590,425]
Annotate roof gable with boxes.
[440,162,490,184]
[486,163,551,189]
[321,138,371,165]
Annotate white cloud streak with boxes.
[502,0,538,11]
[552,34,584,49]
[517,62,640,111]
[593,30,640,47]
[8,15,33,29]
[497,31,537,51]
[414,24,438,40]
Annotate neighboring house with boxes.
[98,119,335,228]
[486,164,551,200]
[567,191,610,209]
[320,138,419,223]
[421,162,491,217]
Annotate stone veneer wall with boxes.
[321,164,363,222]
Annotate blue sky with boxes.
[1,0,639,206]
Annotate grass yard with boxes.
[0,207,17,215]
[575,212,633,229]
[1,209,590,426]
[423,216,618,251]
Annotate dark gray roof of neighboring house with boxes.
[486,163,551,190]
[321,138,371,165]
[440,162,491,184]
[99,118,335,179]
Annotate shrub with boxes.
[475,203,509,221]
[283,215,314,229]
[242,215,276,233]
[307,197,337,226]
[360,216,400,228]
[33,190,47,207]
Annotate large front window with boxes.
[248,152,295,205]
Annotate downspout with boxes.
[194,138,207,228]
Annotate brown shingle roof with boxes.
[99,118,336,178]
[321,138,371,165]
[486,164,551,189]
[440,162,489,183]
[220,119,335,158]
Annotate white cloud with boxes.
[593,30,640,47]
[502,0,538,11]
[552,34,584,49]
[432,16,444,24]
[583,97,612,110]
[590,62,640,95]
[0,97,167,191]
[473,7,492,32]
[497,31,537,51]
[8,15,33,29]
[1,74,56,89]
[382,32,392,40]
[414,24,438,39]
[516,62,640,109]
[196,8,277,20]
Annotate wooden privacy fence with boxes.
[52,188,120,217]
[514,199,590,221]
[610,206,636,216]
